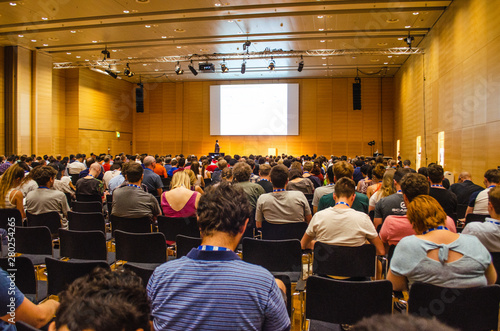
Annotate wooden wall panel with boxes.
[64,69,80,155]
[16,47,32,155]
[131,77,394,158]
[33,51,53,155]
[394,0,500,183]
[0,47,4,155]
[52,69,66,154]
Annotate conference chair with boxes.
[408,282,500,331]
[75,194,102,203]
[157,216,200,245]
[261,221,308,241]
[456,204,468,220]
[14,226,54,266]
[67,211,107,234]
[59,229,107,261]
[0,256,47,303]
[110,215,152,236]
[25,211,61,237]
[114,230,166,269]
[305,276,393,330]
[15,321,41,331]
[175,234,202,258]
[123,263,157,289]
[45,257,109,296]
[464,213,487,227]
[71,200,102,213]
[0,208,23,228]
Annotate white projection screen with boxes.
[210,84,299,136]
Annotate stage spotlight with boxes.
[298,56,304,72]
[123,63,134,77]
[241,61,246,74]
[188,61,198,76]
[220,59,229,73]
[268,57,275,71]
[405,32,414,49]
[105,69,118,79]
[101,48,110,60]
[175,61,184,75]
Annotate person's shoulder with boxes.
[355,191,369,201]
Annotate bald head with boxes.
[89,163,101,177]
[143,156,156,169]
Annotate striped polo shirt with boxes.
[147,248,290,331]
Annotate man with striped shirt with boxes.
[147,181,290,331]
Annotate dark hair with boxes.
[110,162,122,171]
[31,165,57,186]
[401,173,429,202]
[126,163,144,182]
[418,167,429,177]
[489,186,500,214]
[485,169,500,184]
[427,164,444,183]
[353,313,457,331]
[197,181,251,237]
[270,164,289,188]
[289,168,303,180]
[178,157,186,167]
[334,177,356,198]
[232,162,252,182]
[393,168,413,184]
[191,161,201,176]
[326,165,334,183]
[259,164,271,176]
[55,268,150,331]
[403,159,411,166]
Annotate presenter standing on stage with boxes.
[215,140,220,154]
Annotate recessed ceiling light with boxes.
[42,44,48,46]
[66,52,71,55]
[174,28,185,32]
[70,30,76,33]
[31,39,36,42]
[112,49,117,52]
[76,55,81,58]
[317,15,324,18]
[386,18,399,23]
[145,25,151,28]
[176,46,182,48]
[322,64,326,66]
[123,10,130,13]
[318,28,324,31]
[161,36,167,39]
[384,62,388,64]
[215,3,221,6]
[92,40,98,43]
[405,25,411,28]
[9,2,16,6]
[388,55,393,58]
[227,20,233,23]
[398,37,403,40]
[18,34,24,37]
[85,59,89,61]
[413,12,419,15]
[128,57,133,59]
[320,40,325,42]
[143,64,148,66]
[42,17,48,20]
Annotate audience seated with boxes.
[301,177,384,255]
[366,164,386,199]
[232,162,266,215]
[449,171,484,205]
[49,268,150,331]
[256,164,312,227]
[142,156,163,197]
[317,161,369,214]
[190,161,205,189]
[373,168,412,229]
[466,169,500,216]
[26,166,70,221]
[75,163,104,199]
[153,157,167,178]
[66,154,85,175]
[380,173,457,246]
[302,161,321,189]
[161,171,200,218]
[387,195,496,291]
[112,163,161,221]
[147,182,290,331]
[0,270,59,330]
[356,164,372,194]
[463,186,500,252]
[78,158,104,180]
[102,162,122,189]
[210,158,226,184]
[427,164,458,219]
[0,164,26,219]
[286,169,314,195]
[186,169,204,195]
[256,164,273,193]
[369,168,396,213]
[312,165,335,213]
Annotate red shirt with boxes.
[154,164,168,178]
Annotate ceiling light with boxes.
[76,55,81,58]
[70,30,76,33]
[92,40,98,43]
[384,62,388,64]
[318,28,324,31]
[388,55,393,58]
[31,39,36,42]
[145,25,151,28]
[112,49,117,52]
[101,47,110,60]
[398,37,403,40]
[18,34,23,37]
[161,36,167,39]
[320,40,325,43]
[42,17,48,20]
[66,52,71,55]
[405,25,411,28]
[413,12,419,15]
[43,44,48,46]
[124,63,134,77]
[317,16,324,18]
[188,61,198,76]
[241,61,246,74]
[175,61,184,75]
[9,2,16,6]
[215,3,221,6]
[220,59,229,73]
[105,68,118,79]
[322,57,326,59]
[322,63,326,66]
[176,46,182,48]
[123,10,130,13]
[298,56,304,72]
[268,57,276,71]
[227,20,233,23]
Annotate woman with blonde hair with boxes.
[368,168,396,212]
[0,164,26,218]
[388,195,496,291]
[366,163,386,199]
[161,170,200,218]
[186,169,204,194]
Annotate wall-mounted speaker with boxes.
[353,82,361,110]
[136,87,144,113]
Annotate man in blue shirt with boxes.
[147,182,290,331]
[142,156,163,196]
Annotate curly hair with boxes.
[407,195,447,234]
[371,164,386,181]
[427,164,444,184]
[232,162,252,182]
[31,165,57,186]
[55,268,150,331]
[400,173,429,202]
[333,161,354,180]
[197,181,251,237]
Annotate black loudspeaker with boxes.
[136,88,144,113]
[353,83,361,110]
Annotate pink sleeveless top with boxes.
[161,191,198,218]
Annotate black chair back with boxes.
[273,273,292,318]
[408,282,500,331]
[60,229,107,261]
[203,178,212,187]
[124,263,157,288]
[456,204,468,220]
[26,211,61,235]
[492,252,500,285]
[71,201,102,213]
[0,256,37,296]
[115,230,166,264]
[313,242,376,278]
[304,193,314,212]
[465,213,487,226]
[67,211,106,233]
[16,321,41,331]
[157,216,200,242]
[242,238,302,273]
[306,276,393,325]
[76,194,102,203]
[106,194,113,215]
[15,226,53,255]
[176,235,202,258]
[46,257,109,296]
[0,208,23,228]
[70,174,79,186]
[261,221,307,240]
[110,215,152,236]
